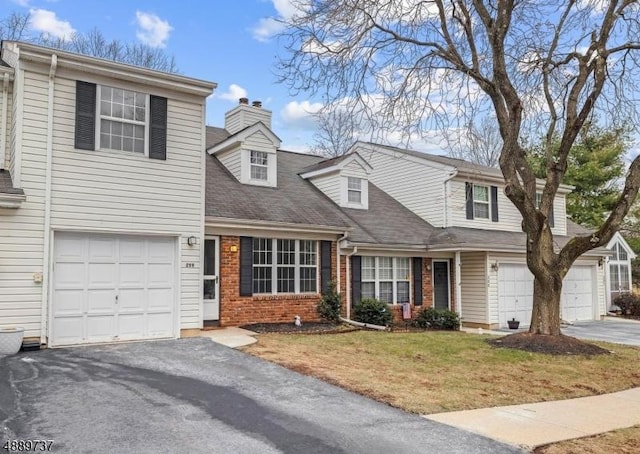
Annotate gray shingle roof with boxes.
[428,219,608,254]
[0,170,24,195]
[206,126,230,148]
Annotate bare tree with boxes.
[277,1,640,337]
[1,12,177,73]
[447,117,502,167]
[311,109,358,157]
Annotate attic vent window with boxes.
[250,150,268,181]
[347,177,362,204]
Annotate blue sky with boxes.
[2,0,325,152]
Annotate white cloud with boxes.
[280,100,323,129]
[216,84,248,102]
[12,0,30,7]
[28,8,75,40]
[135,11,172,48]
[252,0,300,42]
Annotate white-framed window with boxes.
[250,150,269,181]
[253,238,318,294]
[473,184,490,219]
[98,85,148,154]
[361,256,411,304]
[610,242,631,297]
[347,177,362,204]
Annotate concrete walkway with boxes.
[198,327,258,348]
[425,388,640,450]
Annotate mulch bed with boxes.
[241,322,358,335]
[487,332,611,356]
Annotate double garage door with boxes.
[51,232,176,347]
[498,264,595,328]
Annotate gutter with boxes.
[205,216,350,235]
[40,53,57,345]
[442,170,458,227]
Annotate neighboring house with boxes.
[0,42,215,347]
[606,232,636,307]
[350,142,610,329]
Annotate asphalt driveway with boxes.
[562,319,640,346]
[0,338,521,454]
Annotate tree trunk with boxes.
[529,275,563,335]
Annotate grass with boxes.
[243,330,640,414]
[534,426,640,454]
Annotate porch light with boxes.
[187,236,198,246]
[491,262,499,272]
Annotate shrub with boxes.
[317,281,342,322]
[353,298,393,326]
[614,293,640,316]
[413,307,460,331]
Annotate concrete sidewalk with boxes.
[198,327,258,348]
[425,388,640,450]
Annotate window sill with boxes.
[252,293,320,301]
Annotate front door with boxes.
[203,237,220,321]
[433,261,450,310]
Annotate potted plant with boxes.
[507,318,520,330]
[0,327,25,356]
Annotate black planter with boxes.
[507,319,520,330]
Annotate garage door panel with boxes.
[52,290,84,315]
[147,313,173,337]
[119,289,146,312]
[52,233,176,346]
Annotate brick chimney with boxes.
[224,98,272,135]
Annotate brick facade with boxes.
[218,235,336,326]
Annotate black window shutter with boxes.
[149,95,168,160]
[351,256,362,307]
[75,81,96,150]
[549,204,555,228]
[320,241,332,293]
[239,237,253,297]
[465,182,474,220]
[413,257,423,306]
[490,186,499,222]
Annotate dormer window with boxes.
[250,150,268,181]
[348,177,362,204]
[472,185,490,219]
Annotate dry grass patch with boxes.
[535,425,640,454]
[244,330,640,414]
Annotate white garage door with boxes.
[561,265,594,322]
[51,232,176,346]
[498,263,596,328]
[498,264,534,328]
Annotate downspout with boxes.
[442,171,458,227]
[454,251,462,319]
[40,54,57,344]
[336,231,349,297]
[0,73,9,169]
[345,246,358,320]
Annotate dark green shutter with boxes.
[75,81,96,150]
[320,241,332,293]
[149,95,167,160]
[490,186,499,222]
[351,256,361,307]
[239,237,253,296]
[465,182,474,219]
[412,257,423,306]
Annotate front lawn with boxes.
[534,425,640,454]
[244,330,640,414]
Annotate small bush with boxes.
[317,281,342,322]
[353,298,393,326]
[614,293,640,316]
[413,307,460,331]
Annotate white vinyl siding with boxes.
[0,70,47,338]
[224,104,272,135]
[449,179,568,234]
[309,159,370,209]
[217,147,242,180]
[459,252,488,324]
[1,76,12,169]
[359,145,448,226]
[310,173,341,205]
